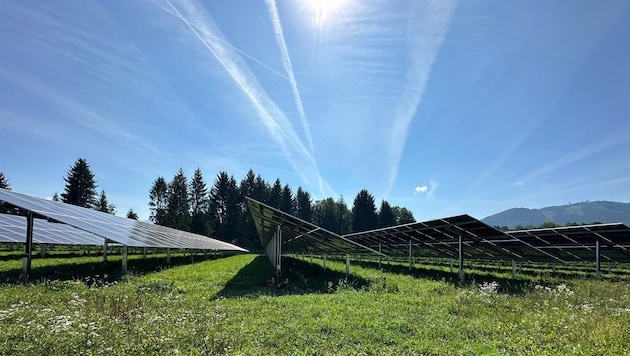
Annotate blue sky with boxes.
[1,0,629,222]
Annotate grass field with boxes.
[1,252,629,355]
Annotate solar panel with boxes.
[0,188,248,252]
[0,213,104,245]
[344,215,562,262]
[507,223,630,263]
[246,197,383,256]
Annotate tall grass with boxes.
[0,253,629,354]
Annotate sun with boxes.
[302,0,349,30]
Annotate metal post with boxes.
[103,238,108,262]
[552,263,556,274]
[167,247,171,265]
[345,254,350,279]
[458,234,465,281]
[378,242,382,269]
[323,254,327,269]
[450,258,453,273]
[22,212,34,281]
[276,225,282,278]
[409,240,413,271]
[122,246,128,274]
[310,255,313,264]
[511,260,516,280]
[608,261,612,274]
[595,240,601,279]
[143,247,147,260]
[40,244,47,258]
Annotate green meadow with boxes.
[1,252,629,355]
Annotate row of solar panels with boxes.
[0,189,247,252]
[247,198,630,263]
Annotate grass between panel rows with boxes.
[0,253,629,355]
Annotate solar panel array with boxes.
[247,197,383,256]
[507,224,630,263]
[346,217,630,263]
[246,197,630,264]
[343,215,564,263]
[0,188,248,252]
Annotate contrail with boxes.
[385,0,458,197]
[265,0,314,152]
[163,0,333,196]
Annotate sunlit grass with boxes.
[0,253,629,354]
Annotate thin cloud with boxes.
[265,0,314,152]
[163,0,334,197]
[385,1,458,195]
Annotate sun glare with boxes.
[302,0,349,30]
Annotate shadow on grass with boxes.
[0,254,226,286]
[215,255,371,299]
[355,259,535,295]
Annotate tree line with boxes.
[1,159,417,251]
[149,168,416,250]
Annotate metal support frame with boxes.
[102,238,108,262]
[595,240,601,279]
[449,258,453,273]
[345,254,350,280]
[378,242,382,269]
[122,246,128,274]
[266,225,282,279]
[511,260,516,280]
[143,247,147,260]
[458,234,465,281]
[323,254,327,269]
[408,240,413,271]
[167,247,171,265]
[40,244,47,258]
[22,211,34,281]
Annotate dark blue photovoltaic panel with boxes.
[0,189,248,252]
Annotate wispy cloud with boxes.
[385,1,458,196]
[163,0,334,197]
[518,128,630,184]
[265,0,314,152]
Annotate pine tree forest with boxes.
[148,168,416,251]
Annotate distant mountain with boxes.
[482,201,630,229]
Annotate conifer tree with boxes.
[280,184,295,214]
[209,172,241,244]
[378,200,396,227]
[96,190,116,214]
[351,189,378,232]
[189,168,210,235]
[61,158,98,208]
[149,176,169,225]
[165,168,191,231]
[0,172,10,190]
[296,187,313,222]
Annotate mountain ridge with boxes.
[482,201,630,229]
